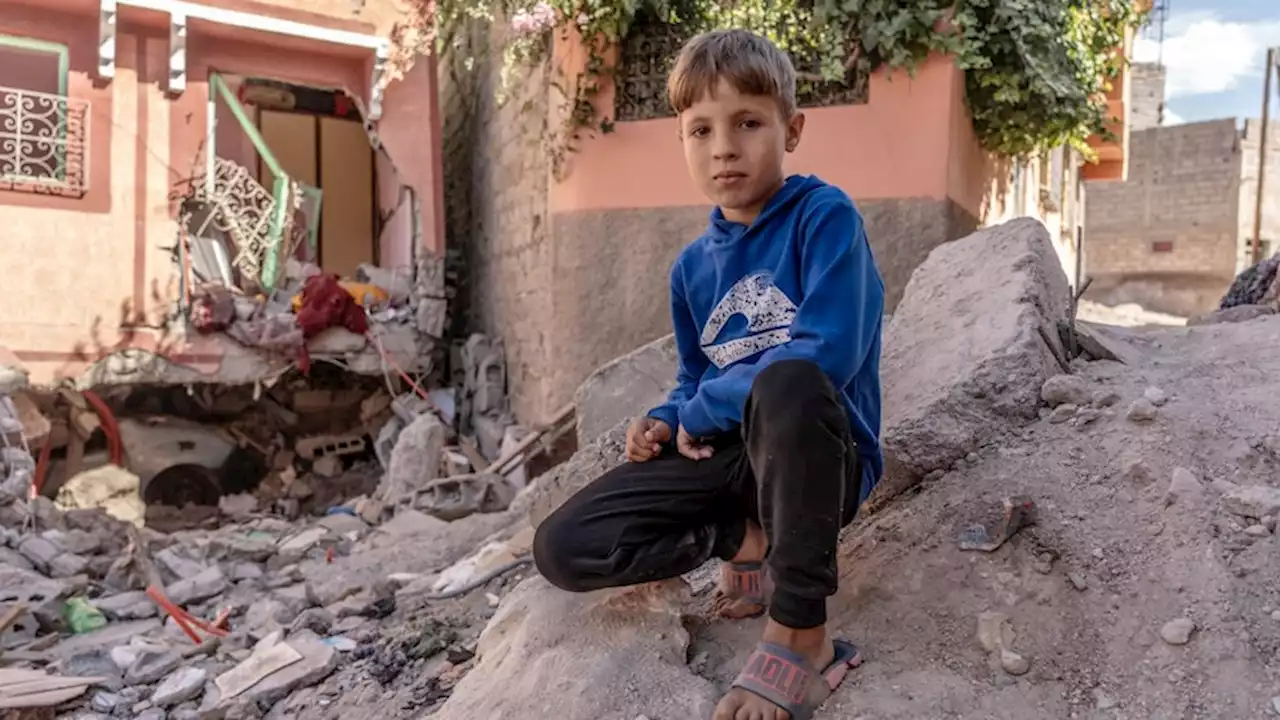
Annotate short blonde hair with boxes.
[667,29,797,118]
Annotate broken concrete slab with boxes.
[239,634,337,707]
[878,218,1071,499]
[91,591,158,621]
[166,566,227,606]
[381,412,446,504]
[573,334,678,446]
[55,465,146,528]
[433,577,717,720]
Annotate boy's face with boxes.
[678,78,805,225]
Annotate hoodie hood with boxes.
[706,174,828,243]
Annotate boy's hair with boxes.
[667,29,798,118]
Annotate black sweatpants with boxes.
[533,359,865,629]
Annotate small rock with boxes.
[1041,374,1090,407]
[1160,618,1195,646]
[485,592,500,608]
[126,648,183,685]
[92,591,157,621]
[1222,485,1280,521]
[91,691,122,712]
[1270,610,1280,621]
[1068,573,1088,591]
[1271,696,1280,715]
[313,455,343,478]
[289,607,335,636]
[1093,689,1116,710]
[152,666,207,707]
[1049,404,1077,424]
[1264,515,1278,532]
[167,566,227,606]
[976,612,1012,653]
[1072,408,1100,426]
[48,552,90,578]
[17,535,60,571]
[230,562,264,582]
[1246,524,1271,537]
[1143,386,1168,406]
[155,548,208,581]
[136,709,166,720]
[1126,399,1157,422]
[1032,553,1054,575]
[110,645,142,671]
[1091,390,1121,408]
[1121,456,1154,485]
[1000,649,1030,676]
[1165,468,1203,507]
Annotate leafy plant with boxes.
[417,0,1148,165]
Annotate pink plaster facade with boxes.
[0,0,444,387]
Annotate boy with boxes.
[533,28,884,720]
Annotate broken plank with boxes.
[214,641,302,699]
[483,403,575,477]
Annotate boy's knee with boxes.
[532,513,589,593]
[751,359,836,409]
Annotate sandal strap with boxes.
[722,562,767,604]
[731,642,815,716]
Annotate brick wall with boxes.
[1237,119,1280,268]
[1129,63,1166,132]
[1083,119,1242,315]
[439,20,556,423]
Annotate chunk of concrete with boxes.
[240,635,338,707]
[879,218,1070,499]
[573,334,678,446]
[126,647,183,685]
[152,666,208,707]
[55,465,146,528]
[92,591,158,621]
[166,566,227,606]
[116,417,235,499]
[380,412,446,504]
[1221,484,1280,520]
[433,577,717,720]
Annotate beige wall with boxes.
[1238,119,1280,268]
[1084,119,1242,316]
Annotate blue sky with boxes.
[1132,0,1280,125]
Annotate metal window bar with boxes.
[0,86,90,194]
[202,73,322,291]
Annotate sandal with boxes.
[730,639,862,720]
[712,561,772,619]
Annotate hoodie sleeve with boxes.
[678,192,884,437]
[646,260,709,432]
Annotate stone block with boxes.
[573,334,678,446]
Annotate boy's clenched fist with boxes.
[625,417,671,462]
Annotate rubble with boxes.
[877,218,1071,499]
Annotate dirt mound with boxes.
[435,219,1280,720]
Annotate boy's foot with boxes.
[713,621,861,720]
[713,523,771,619]
[713,561,771,618]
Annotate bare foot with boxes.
[713,523,770,619]
[713,621,836,720]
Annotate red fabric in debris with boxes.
[295,272,369,343]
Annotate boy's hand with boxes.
[677,425,715,461]
[626,417,671,462]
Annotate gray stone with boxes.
[152,666,208,707]
[573,334,679,446]
[1165,468,1204,507]
[288,608,335,636]
[1090,390,1121,408]
[127,648,183,685]
[48,552,90,578]
[167,566,227,606]
[0,545,33,571]
[1126,399,1157,422]
[1048,404,1077,424]
[1160,618,1195,646]
[878,219,1071,497]
[381,413,447,504]
[1222,484,1280,520]
[242,635,339,707]
[64,648,124,690]
[1040,374,1089,408]
[432,578,716,720]
[1143,386,1168,407]
[135,709,166,720]
[91,691,123,712]
[155,548,209,582]
[229,562,264,582]
[93,590,158,620]
[18,535,61,571]
[1000,649,1030,676]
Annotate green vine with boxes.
[422,0,1148,164]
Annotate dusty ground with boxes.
[689,314,1280,719]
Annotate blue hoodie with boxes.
[647,174,885,501]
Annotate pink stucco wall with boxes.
[0,1,444,386]
[550,45,986,219]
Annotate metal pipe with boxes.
[1252,47,1275,264]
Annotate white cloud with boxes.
[1133,13,1280,100]
[1162,107,1185,125]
